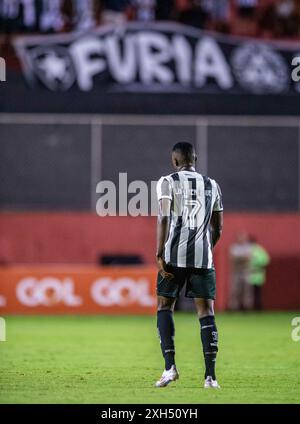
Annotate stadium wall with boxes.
[1,115,299,212]
[0,212,299,311]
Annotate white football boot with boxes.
[204,376,221,389]
[155,365,179,387]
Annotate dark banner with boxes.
[13,22,300,95]
[1,22,300,114]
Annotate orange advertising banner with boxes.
[0,266,157,315]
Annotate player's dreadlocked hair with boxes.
[172,142,196,164]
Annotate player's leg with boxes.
[157,295,177,370]
[155,266,185,387]
[155,295,179,387]
[194,297,219,387]
[187,269,220,388]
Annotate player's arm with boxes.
[156,198,174,280]
[211,180,224,247]
[156,198,171,258]
[210,211,223,247]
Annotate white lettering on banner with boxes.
[91,278,155,307]
[172,35,192,85]
[138,32,174,84]
[195,37,233,89]
[16,277,82,307]
[15,23,297,94]
[69,33,231,89]
[16,28,233,92]
[70,37,106,91]
[106,34,137,83]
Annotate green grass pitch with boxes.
[0,312,299,404]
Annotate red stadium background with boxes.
[0,212,299,313]
[1,0,300,316]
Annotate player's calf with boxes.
[157,307,176,371]
[199,315,219,382]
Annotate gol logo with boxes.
[91,277,155,307]
[16,277,82,307]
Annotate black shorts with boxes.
[156,265,216,299]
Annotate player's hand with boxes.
[156,257,174,281]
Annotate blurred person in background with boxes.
[258,0,300,38]
[232,0,258,36]
[177,0,208,29]
[155,0,174,20]
[72,0,96,31]
[0,0,40,32]
[272,0,300,38]
[39,0,65,32]
[0,0,69,33]
[229,232,252,310]
[129,0,156,22]
[202,0,230,33]
[235,0,258,18]
[248,236,270,311]
[60,0,74,31]
[101,0,131,25]
[258,0,279,38]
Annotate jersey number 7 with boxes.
[182,199,202,230]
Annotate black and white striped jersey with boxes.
[157,170,223,269]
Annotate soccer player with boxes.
[155,142,223,389]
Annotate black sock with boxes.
[199,315,218,380]
[157,310,175,370]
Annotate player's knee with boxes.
[157,296,176,311]
[195,300,214,318]
[198,308,214,319]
